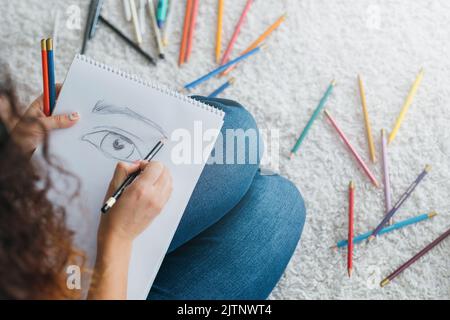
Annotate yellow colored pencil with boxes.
[216,0,224,64]
[221,14,286,76]
[358,75,376,163]
[388,69,424,144]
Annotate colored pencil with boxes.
[220,0,253,65]
[148,0,165,59]
[129,0,143,44]
[216,0,224,64]
[46,39,56,115]
[123,0,132,21]
[332,212,437,249]
[380,226,450,287]
[40,39,50,117]
[222,14,286,76]
[348,181,355,277]
[208,78,235,98]
[324,110,379,187]
[185,0,199,63]
[381,129,393,224]
[358,75,376,163]
[388,69,424,144]
[179,0,193,66]
[369,165,431,240]
[139,0,147,36]
[162,0,175,46]
[289,81,335,158]
[184,46,263,91]
[156,0,169,29]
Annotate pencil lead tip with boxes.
[289,152,295,160]
[368,235,375,242]
[330,245,338,251]
[380,278,390,287]
[425,164,432,172]
[229,77,236,85]
[428,211,438,218]
[159,54,165,59]
[331,79,336,86]
[348,269,352,278]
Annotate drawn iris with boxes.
[81,127,143,162]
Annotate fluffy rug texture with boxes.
[1,0,449,299]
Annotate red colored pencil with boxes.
[348,181,355,277]
[220,0,253,65]
[185,0,199,63]
[380,226,450,287]
[40,39,50,116]
[179,0,193,66]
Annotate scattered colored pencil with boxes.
[123,0,132,22]
[222,14,286,76]
[162,0,175,46]
[215,0,224,64]
[185,0,199,63]
[369,165,431,240]
[333,212,437,249]
[220,0,253,65]
[184,45,263,91]
[388,69,424,144]
[380,226,450,287]
[179,0,193,66]
[156,0,169,29]
[129,0,143,44]
[208,78,235,98]
[40,39,50,117]
[358,75,376,163]
[148,0,165,59]
[289,80,336,158]
[348,181,355,277]
[324,110,380,187]
[381,129,393,224]
[46,39,56,115]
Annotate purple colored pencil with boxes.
[369,165,431,240]
[381,129,393,224]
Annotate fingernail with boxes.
[68,112,80,121]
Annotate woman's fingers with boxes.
[107,161,141,196]
[136,161,165,186]
[40,112,80,130]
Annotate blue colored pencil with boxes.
[333,212,437,249]
[46,38,56,115]
[184,46,263,91]
[208,78,235,98]
[289,80,336,159]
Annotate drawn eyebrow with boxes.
[93,100,168,139]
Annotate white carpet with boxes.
[1,0,449,299]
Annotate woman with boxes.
[0,78,306,300]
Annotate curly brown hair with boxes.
[0,76,85,299]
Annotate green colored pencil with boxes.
[290,80,336,159]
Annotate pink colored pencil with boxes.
[381,129,393,224]
[185,0,199,63]
[220,0,253,65]
[324,110,379,187]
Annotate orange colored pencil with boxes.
[222,14,286,76]
[185,0,199,63]
[179,0,193,66]
[348,181,355,278]
[40,39,50,116]
[216,0,224,64]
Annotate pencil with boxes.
[358,75,376,163]
[185,0,199,63]
[221,14,286,76]
[179,0,193,66]
[156,0,169,29]
[324,110,379,187]
[162,0,175,46]
[289,80,335,158]
[123,0,132,21]
[388,69,424,144]
[129,0,143,44]
[332,212,437,249]
[208,78,235,98]
[380,226,450,287]
[215,0,224,64]
[220,0,253,65]
[381,129,393,224]
[148,0,165,59]
[369,165,431,240]
[40,39,50,117]
[348,181,355,277]
[184,45,263,91]
[46,39,56,115]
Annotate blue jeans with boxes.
[148,97,306,300]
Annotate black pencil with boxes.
[101,140,164,214]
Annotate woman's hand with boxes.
[98,160,173,245]
[10,84,80,154]
[89,161,172,300]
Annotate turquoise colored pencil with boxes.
[332,212,437,249]
[289,80,336,159]
[208,78,235,98]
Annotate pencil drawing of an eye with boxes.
[81,126,144,162]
